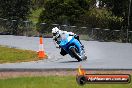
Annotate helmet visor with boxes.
[53,33,57,36]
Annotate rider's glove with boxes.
[56,45,61,49]
[74,34,79,39]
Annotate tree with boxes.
[100,0,130,29]
[32,0,45,9]
[38,0,93,33]
[0,0,32,20]
[76,8,124,29]
[0,0,32,34]
[39,0,85,24]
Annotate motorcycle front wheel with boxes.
[70,47,82,62]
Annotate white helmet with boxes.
[52,27,60,38]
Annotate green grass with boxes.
[0,46,39,63]
[0,76,131,88]
[79,34,89,41]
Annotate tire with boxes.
[70,47,82,62]
[60,48,67,56]
[83,55,87,60]
[76,75,87,85]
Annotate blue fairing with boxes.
[59,34,82,57]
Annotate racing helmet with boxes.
[52,27,60,38]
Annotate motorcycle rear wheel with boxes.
[70,47,82,62]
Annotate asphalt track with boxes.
[0,35,132,70]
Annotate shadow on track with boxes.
[59,60,80,63]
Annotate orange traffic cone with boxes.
[38,36,46,59]
[78,65,86,75]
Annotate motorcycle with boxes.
[58,34,87,62]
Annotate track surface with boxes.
[0,35,132,69]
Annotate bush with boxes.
[76,8,124,30]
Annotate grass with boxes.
[0,76,131,88]
[79,34,89,41]
[0,46,40,63]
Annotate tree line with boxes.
[0,0,131,34]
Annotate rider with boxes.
[52,27,84,56]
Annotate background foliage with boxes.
[0,0,131,34]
